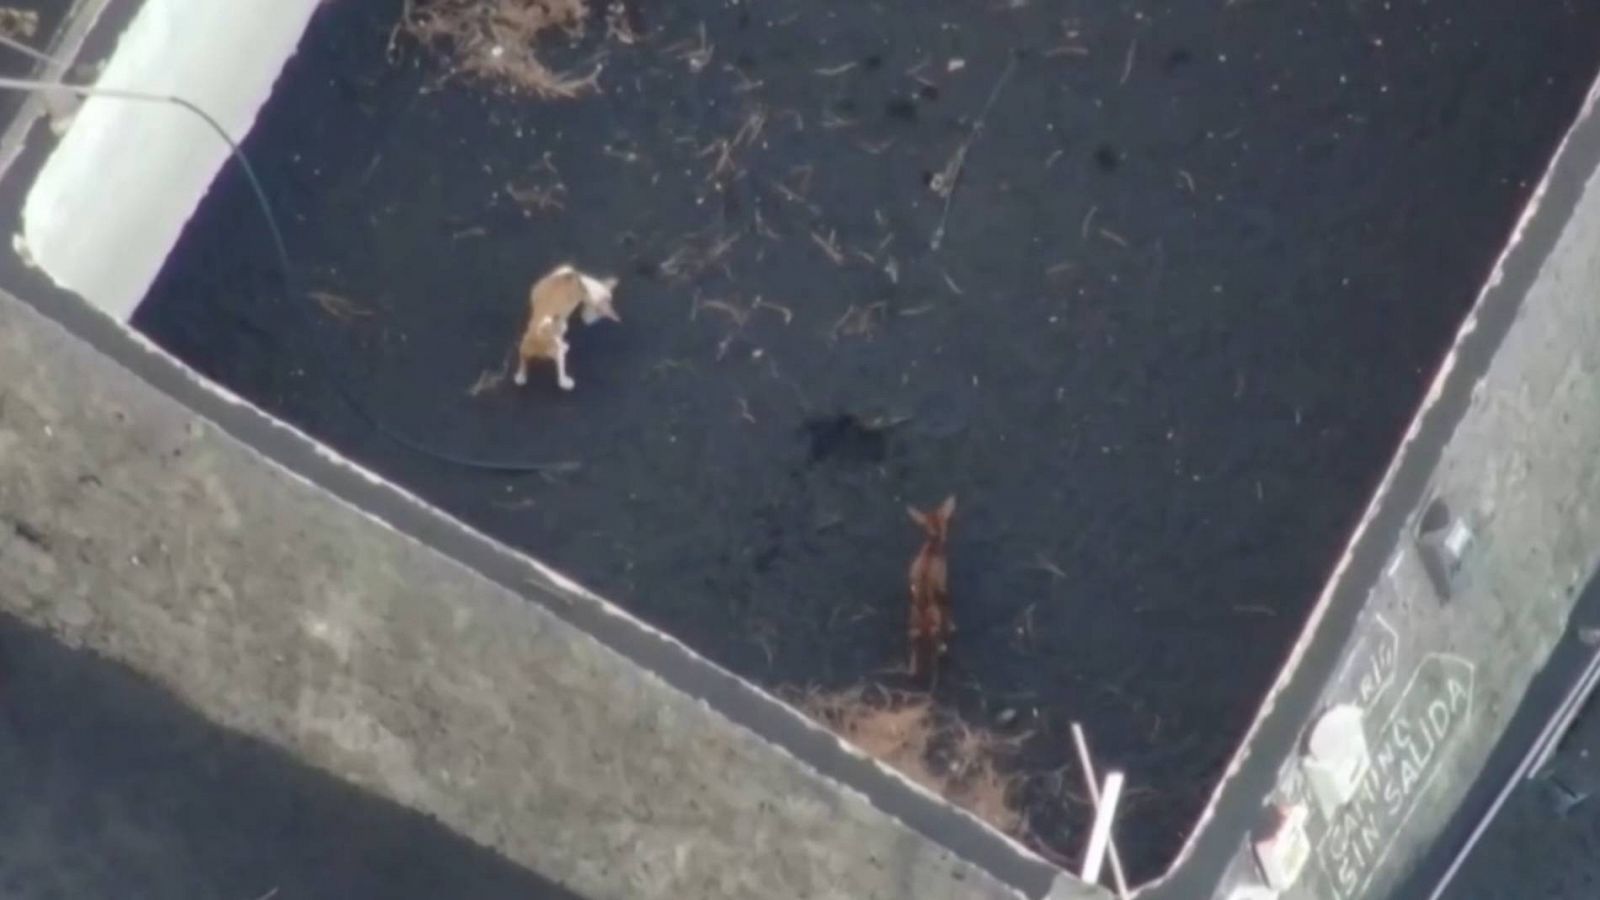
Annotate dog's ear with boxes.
[907,506,929,529]
[602,276,619,292]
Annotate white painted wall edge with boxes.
[18,0,322,321]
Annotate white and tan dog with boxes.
[515,263,620,391]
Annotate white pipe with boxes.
[1070,722,1130,898]
[17,0,321,321]
[1081,770,1124,887]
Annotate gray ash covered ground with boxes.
[0,616,578,899]
[134,0,1600,880]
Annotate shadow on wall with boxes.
[0,613,583,900]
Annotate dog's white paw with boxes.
[559,376,575,391]
[513,371,527,386]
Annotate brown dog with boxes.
[514,264,620,391]
[907,495,956,681]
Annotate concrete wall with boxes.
[0,614,590,900]
[0,286,1113,900]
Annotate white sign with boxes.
[1348,613,1401,711]
[1315,653,1476,899]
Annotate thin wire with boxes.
[930,53,1017,251]
[0,61,575,473]
[0,32,57,68]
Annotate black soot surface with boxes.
[134,0,1600,880]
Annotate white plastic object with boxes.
[1303,703,1371,813]
[1070,723,1130,898]
[1442,520,1475,559]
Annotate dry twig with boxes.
[0,7,39,40]
[309,290,374,323]
[692,294,792,359]
[505,153,568,212]
[665,22,713,73]
[831,302,887,341]
[810,229,846,266]
[796,686,1028,835]
[930,55,1018,250]
[399,0,603,98]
